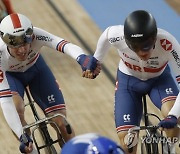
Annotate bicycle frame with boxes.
[127,95,170,154]
[22,87,72,154]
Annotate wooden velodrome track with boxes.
[0,0,179,153]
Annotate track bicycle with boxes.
[126,95,172,154]
[22,87,72,154]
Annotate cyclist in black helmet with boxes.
[84,10,180,154]
[124,10,157,54]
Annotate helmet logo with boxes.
[131,34,143,38]
[13,28,25,34]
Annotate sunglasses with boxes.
[1,28,33,48]
[126,37,156,52]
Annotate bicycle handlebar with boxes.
[126,125,160,151]
[128,125,159,134]
[23,113,72,134]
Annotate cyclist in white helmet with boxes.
[0,13,100,153]
[83,10,180,154]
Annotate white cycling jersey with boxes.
[0,27,84,138]
[94,25,180,118]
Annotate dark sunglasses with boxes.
[126,37,156,52]
[1,28,33,48]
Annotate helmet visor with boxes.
[1,28,33,48]
[126,37,156,52]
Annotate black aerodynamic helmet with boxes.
[124,10,157,52]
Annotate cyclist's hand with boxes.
[19,133,33,153]
[82,61,101,79]
[158,115,177,129]
[77,54,101,78]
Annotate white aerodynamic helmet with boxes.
[0,13,33,47]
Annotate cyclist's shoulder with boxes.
[105,25,124,44]
[157,28,177,41]
[33,27,47,35]
[32,27,55,42]
[107,25,124,36]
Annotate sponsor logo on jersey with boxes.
[122,59,167,73]
[160,39,172,51]
[36,35,53,42]
[47,94,55,103]
[171,50,180,68]
[123,53,139,62]
[123,114,131,122]
[149,57,158,59]
[165,88,173,95]
[10,63,21,69]
[147,60,159,66]
[109,36,123,43]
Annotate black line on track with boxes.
[46,0,115,84]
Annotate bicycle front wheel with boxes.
[44,145,57,154]
[38,127,58,154]
[141,136,151,154]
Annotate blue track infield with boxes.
[78,0,180,42]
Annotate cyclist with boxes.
[0,0,14,21]
[83,10,180,154]
[0,13,100,153]
[61,133,125,154]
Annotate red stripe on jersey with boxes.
[10,14,22,29]
[116,125,135,132]
[0,90,12,97]
[144,62,168,73]
[57,40,69,52]
[45,104,66,114]
[161,96,177,104]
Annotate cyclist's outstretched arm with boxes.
[34,27,101,78]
